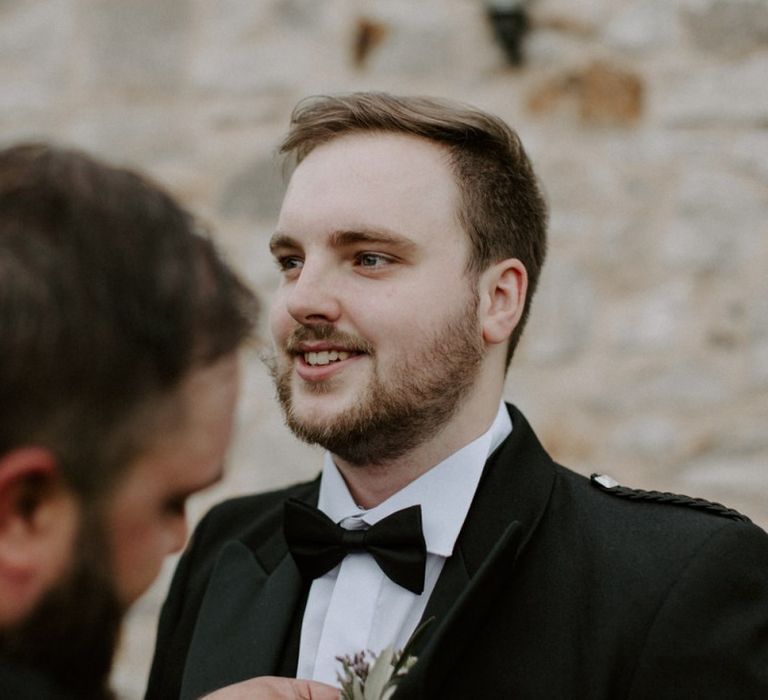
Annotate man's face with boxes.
[0,355,241,697]
[0,512,122,699]
[269,133,486,465]
[103,353,240,606]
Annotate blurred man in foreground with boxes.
[0,144,336,700]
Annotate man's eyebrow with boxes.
[269,232,298,252]
[328,228,417,253]
[269,228,418,255]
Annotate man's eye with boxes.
[356,253,390,268]
[275,256,304,272]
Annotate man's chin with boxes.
[289,380,358,418]
[286,407,343,441]
[0,525,122,699]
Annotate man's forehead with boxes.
[277,132,462,242]
[291,130,453,176]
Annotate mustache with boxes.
[284,324,375,355]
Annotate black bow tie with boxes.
[283,499,427,594]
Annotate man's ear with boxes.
[0,448,78,624]
[478,258,528,346]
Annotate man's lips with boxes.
[294,343,364,368]
[293,348,364,381]
[284,327,373,376]
[302,348,353,366]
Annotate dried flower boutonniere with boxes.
[335,618,433,700]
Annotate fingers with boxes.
[199,676,339,700]
[296,678,339,700]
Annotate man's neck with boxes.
[334,392,504,509]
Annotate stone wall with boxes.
[2,1,766,697]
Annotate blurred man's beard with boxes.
[0,513,123,700]
[269,290,485,466]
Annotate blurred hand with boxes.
[201,676,339,700]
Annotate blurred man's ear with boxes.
[0,448,79,625]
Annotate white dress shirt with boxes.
[296,402,512,685]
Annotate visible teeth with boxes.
[304,350,352,366]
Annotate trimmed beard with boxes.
[268,287,485,466]
[0,509,123,700]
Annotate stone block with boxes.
[748,338,768,388]
[605,280,694,353]
[604,0,683,53]
[662,165,767,274]
[66,102,195,163]
[747,283,768,340]
[0,0,75,111]
[273,0,329,29]
[532,0,611,27]
[657,54,768,127]
[679,452,768,501]
[191,1,343,93]
[524,27,594,68]
[80,0,193,90]
[218,154,287,222]
[351,16,390,69]
[607,413,685,461]
[520,259,595,364]
[730,132,768,183]
[364,21,462,77]
[527,61,644,126]
[632,362,733,409]
[683,0,768,57]
[659,220,723,274]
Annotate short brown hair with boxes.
[280,92,548,364]
[0,143,258,497]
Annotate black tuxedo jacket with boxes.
[146,406,768,699]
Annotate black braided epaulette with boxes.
[590,474,752,524]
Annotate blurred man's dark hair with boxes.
[0,143,256,496]
[0,143,257,699]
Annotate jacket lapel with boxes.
[400,519,525,697]
[180,482,320,700]
[403,405,558,692]
[180,541,303,700]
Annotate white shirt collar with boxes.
[317,402,512,557]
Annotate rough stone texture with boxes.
[218,154,288,222]
[656,55,768,127]
[683,0,768,57]
[528,61,645,125]
[605,0,683,53]
[79,0,193,91]
[2,1,767,697]
[0,1,76,117]
[521,258,596,364]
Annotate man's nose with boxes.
[285,263,342,326]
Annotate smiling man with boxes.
[148,93,768,699]
[0,144,336,700]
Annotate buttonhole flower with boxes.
[335,618,433,700]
